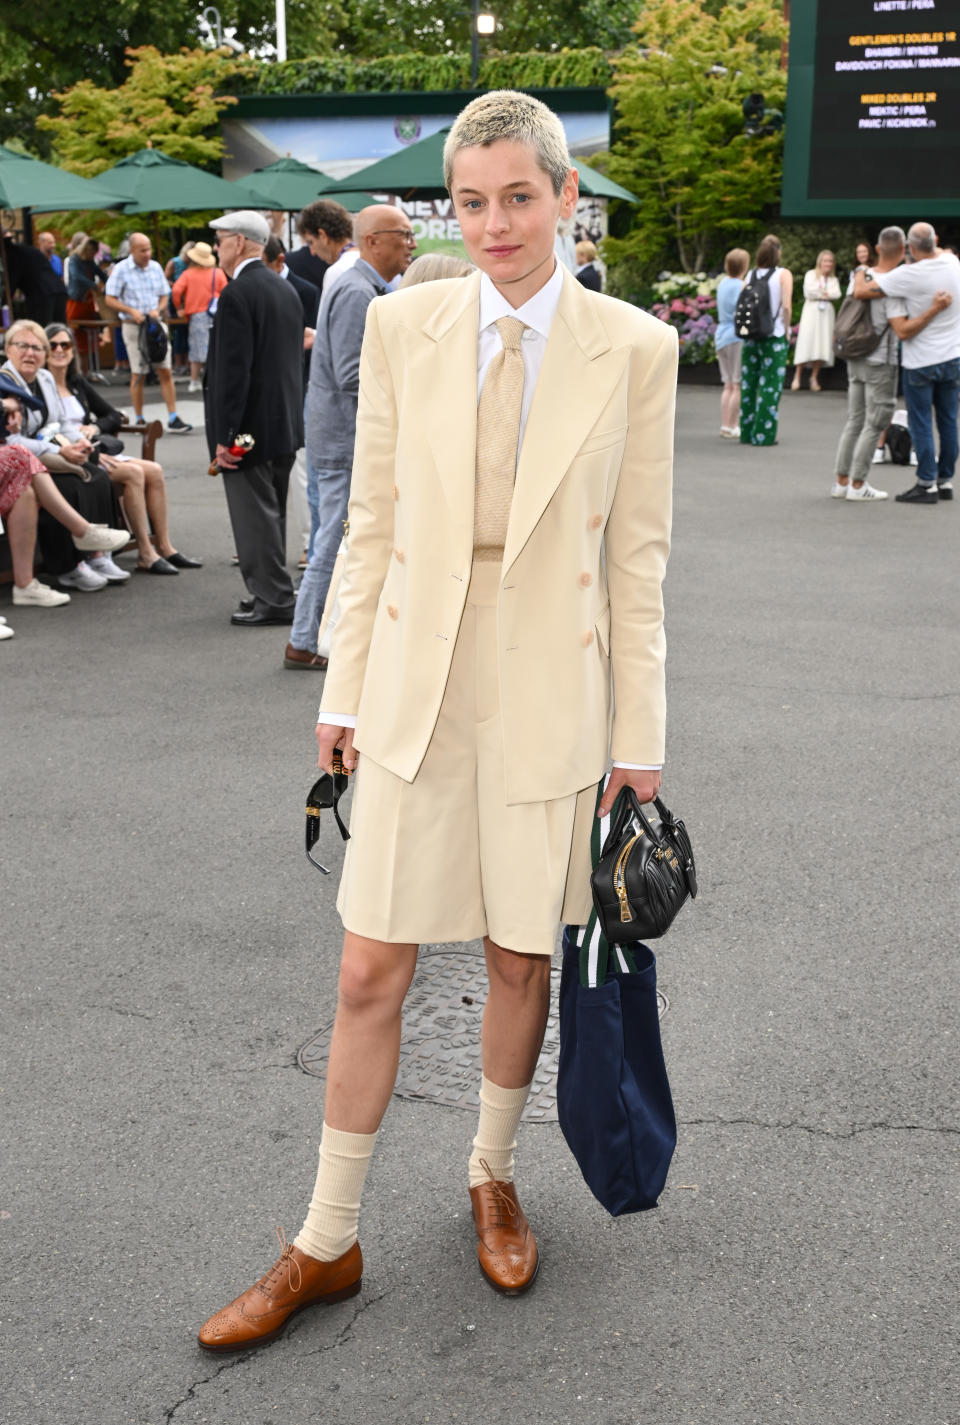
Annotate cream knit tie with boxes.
[474,316,527,562]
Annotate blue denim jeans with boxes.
[290,465,351,653]
[901,358,960,486]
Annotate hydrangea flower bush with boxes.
[647,271,800,364]
[648,272,720,365]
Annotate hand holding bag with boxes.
[590,788,697,943]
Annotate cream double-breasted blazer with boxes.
[319,266,678,805]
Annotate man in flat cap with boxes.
[205,210,305,625]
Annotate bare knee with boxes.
[337,936,416,1017]
[485,939,551,995]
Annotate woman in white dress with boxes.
[791,250,842,391]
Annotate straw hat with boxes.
[187,241,216,268]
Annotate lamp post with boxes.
[470,3,496,86]
[276,0,287,62]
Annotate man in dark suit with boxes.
[205,210,305,626]
[262,236,320,386]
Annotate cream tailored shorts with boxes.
[337,560,595,955]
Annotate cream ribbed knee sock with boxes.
[468,1075,532,1188]
[294,1123,378,1263]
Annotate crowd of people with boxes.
[3,205,958,647]
[713,222,959,502]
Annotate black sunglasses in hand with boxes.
[305,748,351,873]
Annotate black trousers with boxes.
[37,463,119,576]
[221,454,296,614]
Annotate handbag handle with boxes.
[602,786,670,859]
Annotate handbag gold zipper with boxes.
[614,832,642,921]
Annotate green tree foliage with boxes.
[37,47,250,176]
[249,47,615,96]
[0,1,343,156]
[313,0,638,57]
[603,0,787,282]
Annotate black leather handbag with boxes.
[591,790,697,942]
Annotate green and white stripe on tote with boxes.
[574,774,641,988]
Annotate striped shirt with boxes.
[105,256,170,314]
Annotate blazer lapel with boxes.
[422,271,481,538]
[503,270,629,574]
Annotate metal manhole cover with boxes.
[298,949,668,1122]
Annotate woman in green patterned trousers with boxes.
[740,235,794,447]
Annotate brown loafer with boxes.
[469,1167,539,1295]
[197,1230,362,1352]
[283,641,328,670]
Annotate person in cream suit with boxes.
[198,91,678,1353]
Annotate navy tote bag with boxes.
[557,781,677,1216]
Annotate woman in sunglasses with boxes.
[1,377,129,632]
[43,323,201,576]
[3,319,124,590]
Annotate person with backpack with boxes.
[103,233,192,434]
[736,234,793,447]
[830,227,907,501]
[855,222,960,503]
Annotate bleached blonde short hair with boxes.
[443,90,572,197]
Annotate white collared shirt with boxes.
[318,262,659,770]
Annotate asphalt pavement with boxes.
[2,379,957,1425]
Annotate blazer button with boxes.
[581,630,595,647]
[387,604,399,620]
[394,547,405,563]
[393,484,400,501]
[590,514,603,529]
[578,572,593,588]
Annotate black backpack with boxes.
[138,316,168,366]
[885,423,912,465]
[734,268,775,340]
[834,295,885,360]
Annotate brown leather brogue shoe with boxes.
[197,1230,362,1353]
[469,1167,539,1295]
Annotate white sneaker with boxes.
[75,524,131,554]
[909,451,919,465]
[13,578,72,606]
[830,482,849,498]
[187,380,202,393]
[86,553,131,583]
[0,622,13,640]
[846,482,888,501]
[872,447,885,464]
[57,561,108,592]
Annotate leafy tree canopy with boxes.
[603,0,788,282]
[36,47,249,176]
[1,0,640,156]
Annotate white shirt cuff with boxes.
[612,761,662,771]
[317,711,357,727]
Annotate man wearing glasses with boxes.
[283,205,416,669]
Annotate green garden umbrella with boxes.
[95,148,275,214]
[250,157,378,213]
[323,130,639,204]
[0,144,128,211]
[324,130,451,200]
[571,160,638,203]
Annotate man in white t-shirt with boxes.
[855,222,960,502]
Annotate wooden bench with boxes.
[0,418,165,583]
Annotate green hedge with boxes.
[245,48,614,96]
